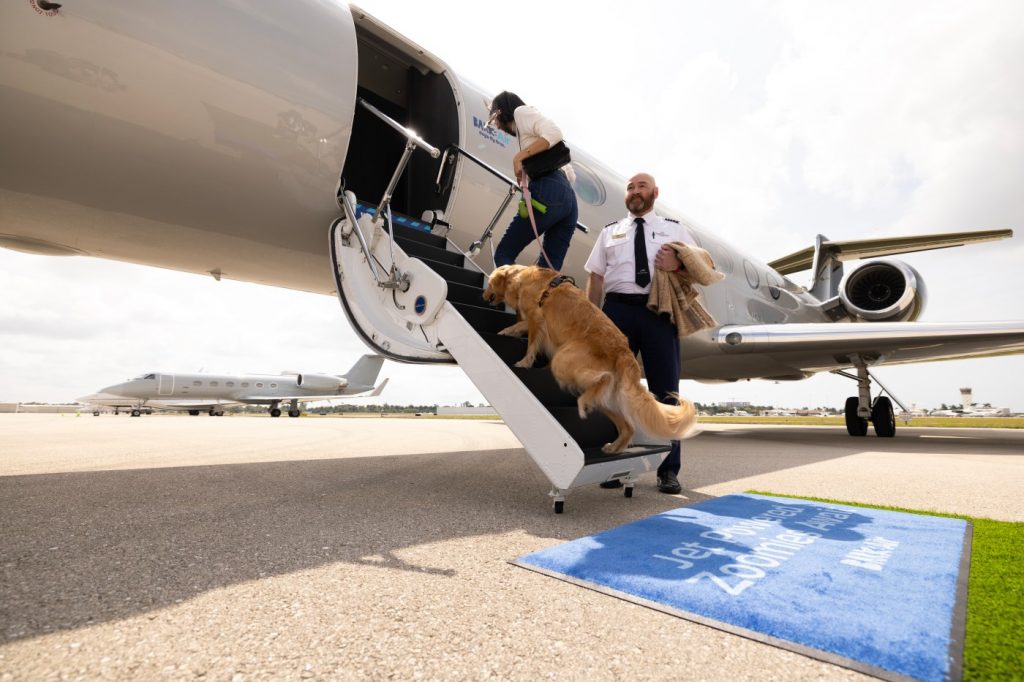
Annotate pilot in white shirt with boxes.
[584,172,692,494]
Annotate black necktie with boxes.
[633,217,650,287]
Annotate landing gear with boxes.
[93,411,100,417]
[835,359,904,438]
[270,408,281,418]
[872,397,896,438]
[131,409,141,417]
[208,408,225,416]
[287,399,300,418]
[189,410,200,416]
[844,396,867,436]
[288,410,301,418]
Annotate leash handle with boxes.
[520,173,558,273]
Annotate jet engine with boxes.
[293,373,348,393]
[838,258,927,322]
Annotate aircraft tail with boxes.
[341,354,385,388]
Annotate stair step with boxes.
[388,222,447,249]
[481,333,532,367]
[583,443,672,467]
[547,406,621,449]
[419,257,485,288]
[451,302,517,335]
[510,366,578,406]
[446,280,492,307]
[397,237,464,267]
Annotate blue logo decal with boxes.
[473,116,510,147]
[414,295,427,315]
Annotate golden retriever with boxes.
[482,264,697,453]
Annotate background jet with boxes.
[79,355,386,417]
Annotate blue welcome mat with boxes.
[514,494,971,682]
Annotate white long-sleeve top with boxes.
[513,105,576,183]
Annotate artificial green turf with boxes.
[746,491,1024,681]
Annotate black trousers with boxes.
[602,299,681,475]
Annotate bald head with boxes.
[625,173,659,215]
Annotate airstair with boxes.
[330,100,670,513]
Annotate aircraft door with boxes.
[158,375,174,396]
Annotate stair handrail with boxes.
[354,98,443,292]
[436,144,590,261]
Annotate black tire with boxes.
[93,411,100,416]
[288,410,300,418]
[872,396,896,438]
[270,408,281,418]
[624,487,634,498]
[845,396,867,437]
[189,410,200,416]
[131,409,141,417]
[553,500,564,514]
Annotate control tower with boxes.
[959,387,974,409]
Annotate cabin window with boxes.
[241,382,250,388]
[256,382,264,388]
[270,383,278,388]
[570,162,606,206]
[193,380,202,386]
[210,381,219,387]
[743,259,760,289]
[226,381,235,387]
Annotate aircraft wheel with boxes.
[844,397,867,437]
[215,411,225,417]
[872,397,896,438]
[624,486,633,498]
[288,410,300,418]
[270,408,282,418]
[189,410,200,416]
[208,409,216,416]
[553,500,564,514]
[131,409,141,417]
[93,411,100,416]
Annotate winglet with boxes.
[367,377,389,397]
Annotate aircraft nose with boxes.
[101,382,133,396]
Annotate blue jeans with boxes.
[494,170,579,271]
[602,300,682,475]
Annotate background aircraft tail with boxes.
[341,355,385,388]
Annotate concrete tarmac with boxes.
[2,414,1021,680]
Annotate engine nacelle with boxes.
[293,373,348,393]
[838,258,927,322]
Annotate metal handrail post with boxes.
[374,140,417,224]
[468,184,517,257]
[337,190,386,286]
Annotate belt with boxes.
[605,292,649,305]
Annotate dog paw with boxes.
[514,357,535,368]
[601,443,626,454]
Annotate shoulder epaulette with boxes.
[604,221,619,228]
[665,217,680,223]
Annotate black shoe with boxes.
[657,471,682,494]
[599,479,624,489]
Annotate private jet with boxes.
[78,355,387,417]
[3,1,1022,509]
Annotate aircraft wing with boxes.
[713,320,1024,373]
[768,229,1012,275]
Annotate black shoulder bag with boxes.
[522,141,572,178]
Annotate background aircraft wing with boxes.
[714,320,1024,373]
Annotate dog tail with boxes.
[616,360,697,441]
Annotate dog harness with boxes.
[538,274,576,307]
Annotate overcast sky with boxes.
[1,0,1022,411]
